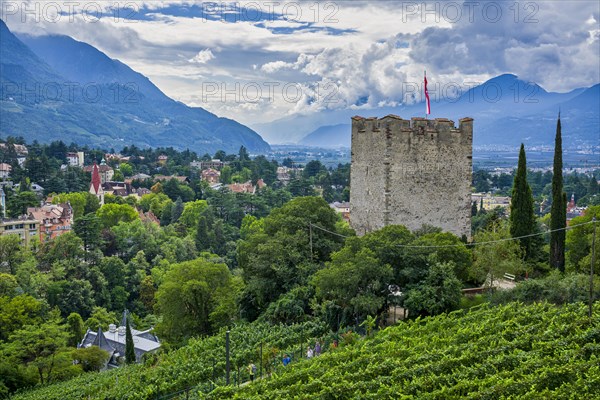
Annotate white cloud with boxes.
[189,49,215,64]
[4,0,598,125]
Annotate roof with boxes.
[91,327,115,352]
[0,143,28,155]
[0,163,11,172]
[103,182,133,196]
[102,329,161,353]
[227,181,255,194]
[1,215,39,224]
[131,173,151,180]
[139,209,160,224]
[79,324,161,364]
[90,163,102,194]
[331,202,350,208]
[154,175,188,183]
[27,203,73,222]
[202,168,220,176]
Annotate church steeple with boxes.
[89,162,104,205]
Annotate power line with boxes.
[309,219,598,249]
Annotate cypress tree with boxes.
[550,114,566,271]
[125,318,136,364]
[510,144,535,258]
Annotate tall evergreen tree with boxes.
[125,318,136,364]
[550,114,566,271]
[510,144,535,259]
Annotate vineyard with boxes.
[13,302,600,399]
[204,302,600,399]
[12,320,329,400]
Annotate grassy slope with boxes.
[205,302,600,400]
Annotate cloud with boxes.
[4,0,598,125]
[261,54,313,73]
[189,49,215,64]
[406,1,600,91]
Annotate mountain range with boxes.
[258,74,599,150]
[1,19,597,153]
[0,19,270,154]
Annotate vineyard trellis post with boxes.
[212,358,215,391]
[590,216,596,319]
[309,223,313,262]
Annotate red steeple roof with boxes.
[90,162,102,194]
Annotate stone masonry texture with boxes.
[349,115,473,238]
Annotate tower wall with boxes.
[350,115,473,238]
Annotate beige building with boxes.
[201,168,221,184]
[0,216,40,246]
[0,163,11,179]
[471,193,511,211]
[84,161,114,184]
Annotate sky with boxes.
[2,0,599,126]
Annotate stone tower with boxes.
[350,115,473,238]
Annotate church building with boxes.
[89,162,104,205]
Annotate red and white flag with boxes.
[424,71,431,115]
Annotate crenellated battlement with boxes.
[351,115,473,138]
[349,115,473,238]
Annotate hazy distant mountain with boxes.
[292,74,599,149]
[299,124,350,148]
[0,20,270,154]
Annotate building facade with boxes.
[350,115,473,238]
[201,168,221,184]
[83,161,114,184]
[0,215,40,246]
[66,152,85,167]
[0,163,11,179]
[27,203,74,242]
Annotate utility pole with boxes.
[259,342,263,379]
[590,217,597,319]
[309,224,313,262]
[225,330,230,385]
